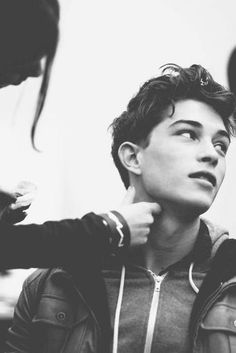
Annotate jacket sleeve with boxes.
[5,271,47,353]
[0,213,111,270]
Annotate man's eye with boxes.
[178,130,196,140]
[214,142,228,155]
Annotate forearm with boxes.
[0,212,111,270]
[0,195,159,270]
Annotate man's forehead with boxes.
[162,99,228,134]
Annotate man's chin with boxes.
[165,196,213,219]
[179,199,213,218]
[149,194,214,218]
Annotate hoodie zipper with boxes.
[143,270,167,353]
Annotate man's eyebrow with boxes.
[216,130,231,143]
[168,119,202,129]
[169,119,231,142]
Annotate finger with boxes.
[120,186,135,206]
[9,203,30,211]
[148,202,162,215]
[16,192,35,203]
[10,193,35,209]
[10,200,31,210]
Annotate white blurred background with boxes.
[0,0,236,238]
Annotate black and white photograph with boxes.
[0,1,236,352]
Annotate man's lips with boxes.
[189,171,216,187]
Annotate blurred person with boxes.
[0,0,160,279]
[0,0,60,145]
[5,64,236,353]
[228,47,236,95]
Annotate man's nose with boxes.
[197,141,219,166]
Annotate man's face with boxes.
[136,99,230,216]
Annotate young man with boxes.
[6,64,236,353]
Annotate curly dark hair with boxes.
[110,64,236,188]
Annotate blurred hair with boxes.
[0,0,60,148]
[228,47,236,96]
[110,64,236,188]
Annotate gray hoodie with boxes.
[103,218,229,353]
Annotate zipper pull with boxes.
[154,275,163,292]
[148,270,164,291]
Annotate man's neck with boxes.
[142,210,201,274]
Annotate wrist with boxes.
[99,211,130,254]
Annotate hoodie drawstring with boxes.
[112,262,198,353]
[112,265,126,353]
[189,262,199,294]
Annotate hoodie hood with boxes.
[201,217,229,259]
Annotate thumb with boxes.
[121,186,136,206]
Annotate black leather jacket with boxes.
[6,265,236,353]
[6,223,236,353]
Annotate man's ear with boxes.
[118,142,142,175]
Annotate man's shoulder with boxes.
[209,238,236,285]
[201,217,231,256]
[200,218,236,281]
